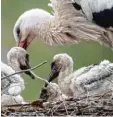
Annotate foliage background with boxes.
[1,0,113,100]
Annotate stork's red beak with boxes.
[18,39,28,50]
[18,38,33,50]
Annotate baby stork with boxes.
[47,53,113,97]
[1,47,35,96]
[7,47,35,79]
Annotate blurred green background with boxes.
[1,0,113,100]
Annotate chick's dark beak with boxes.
[44,61,60,87]
[48,69,59,82]
[19,54,35,79]
[25,69,35,79]
[20,62,35,79]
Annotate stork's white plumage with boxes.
[13,0,113,50]
[47,53,113,97]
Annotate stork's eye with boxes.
[16,27,20,37]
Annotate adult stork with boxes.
[46,53,113,97]
[13,0,113,50]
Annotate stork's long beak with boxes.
[24,69,35,79]
[44,68,59,87]
[25,60,36,79]
[19,61,35,79]
[18,39,28,50]
[19,54,35,79]
[18,34,34,50]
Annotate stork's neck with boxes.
[36,16,55,45]
[58,67,73,83]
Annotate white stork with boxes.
[47,53,113,97]
[13,0,113,50]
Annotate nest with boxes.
[1,91,113,116]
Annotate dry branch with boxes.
[1,61,50,95]
[2,60,50,85]
[2,61,47,79]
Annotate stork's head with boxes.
[47,53,73,82]
[13,9,53,50]
[7,47,35,79]
[40,82,62,101]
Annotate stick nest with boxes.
[1,91,113,116]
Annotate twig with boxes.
[2,61,50,95]
[29,71,50,84]
[3,99,43,107]
[61,98,69,115]
[2,61,47,79]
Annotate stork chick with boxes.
[1,47,35,96]
[7,47,35,79]
[13,0,113,50]
[40,82,68,102]
[47,53,113,97]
